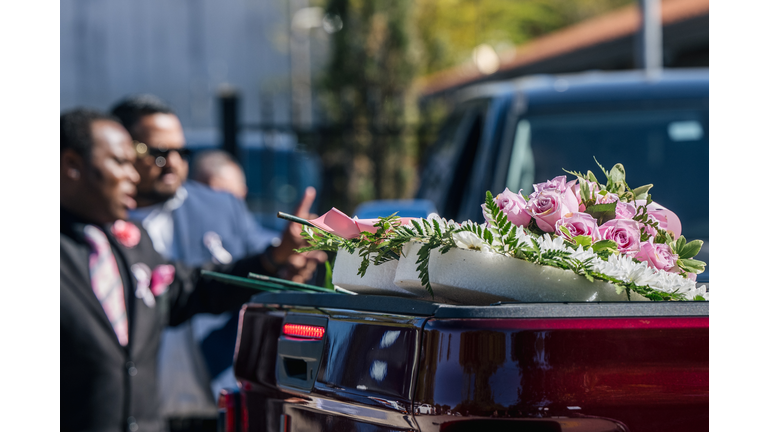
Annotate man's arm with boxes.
[165,253,273,327]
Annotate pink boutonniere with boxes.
[111,220,141,248]
[150,265,175,297]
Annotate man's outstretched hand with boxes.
[272,187,327,283]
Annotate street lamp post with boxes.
[636,0,663,75]
[289,2,323,129]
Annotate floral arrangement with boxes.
[299,161,708,301]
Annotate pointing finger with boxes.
[294,186,316,219]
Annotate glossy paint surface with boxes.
[414,317,709,432]
[235,305,425,431]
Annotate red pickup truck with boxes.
[217,68,710,431]
[218,291,708,432]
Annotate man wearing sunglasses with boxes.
[110,94,325,432]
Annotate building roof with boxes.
[417,0,709,97]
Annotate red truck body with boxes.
[222,292,708,432]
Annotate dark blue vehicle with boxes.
[369,68,709,279]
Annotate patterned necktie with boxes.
[83,225,129,346]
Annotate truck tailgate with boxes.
[232,293,708,432]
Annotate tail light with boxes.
[277,316,327,392]
[282,323,325,340]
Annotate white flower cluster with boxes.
[448,229,708,301]
[409,215,708,301]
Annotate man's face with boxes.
[83,120,140,223]
[132,113,188,202]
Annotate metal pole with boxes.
[635,0,663,74]
[219,85,240,162]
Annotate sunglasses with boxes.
[134,141,192,167]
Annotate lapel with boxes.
[107,223,166,360]
[173,200,191,262]
[60,233,124,347]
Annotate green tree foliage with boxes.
[317,0,633,212]
[414,0,634,75]
[318,0,420,212]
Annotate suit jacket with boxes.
[129,181,280,418]
[60,208,267,432]
[132,180,277,267]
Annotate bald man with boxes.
[191,150,248,200]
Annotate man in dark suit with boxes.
[60,108,316,432]
[109,95,323,431]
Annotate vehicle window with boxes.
[417,99,490,220]
[505,108,709,275]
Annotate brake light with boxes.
[283,323,325,340]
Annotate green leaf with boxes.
[584,202,617,225]
[591,239,619,254]
[412,219,425,236]
[579,179,592,203]
[587,170,600,185]
[673,235,687,254]
[563,168,587,178]
[694,295,706,301]
[609,163,626,190]
[677,258,706,274]
[483,227,493,244]
[432,218,442,236]
[324,261,334,290]
[571,235,593,248]
[678,239,703,259]
[633,183,653,201]
[594,157,609,182]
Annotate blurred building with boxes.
[419,0,708,97]
[60,0,329,228]
[61,0,331,134]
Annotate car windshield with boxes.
[505,108,709,278]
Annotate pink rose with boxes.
[150,265,175,296]
[598,219,642,255]
[634,200,683,239]
[492,188,531,227]
[635,241,678,272]
[111,220,141,248]
[566,179,587,212]
[525,191,566,232]
[555,212,601,242]
[533,175,568,193]
[614,202,637,220]
[526,188,579,232]
[596,191,619,204]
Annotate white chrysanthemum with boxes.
[647,269,697,294]
[536,234,569,253]
[592,254,654,286]
[684,284,709,301]
[623,260,657,287]
[514,228,535,248]
[585,251,705,300]
[569,246,600,268]
[452,231,493,253]
[425,213,459,230]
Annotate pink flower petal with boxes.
[111,220,141,248]
[150,264,175,296]
[308,208,361,239]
